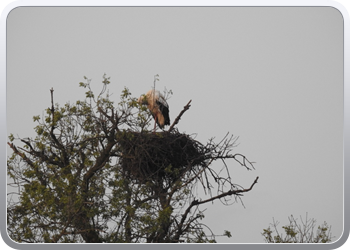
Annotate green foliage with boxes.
[262,214,333,243]
[8,133,14,142]
[7,75,253,243]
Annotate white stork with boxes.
[138,89,170,131]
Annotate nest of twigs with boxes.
[117,130,207,183]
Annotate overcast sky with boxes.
[6,6,344,243]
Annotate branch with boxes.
[168,100,192,132]
[194,176,259,205]
[174,176,259,241]
[97,106,119,131]
[48,88,69,166]
[82,130,117,193]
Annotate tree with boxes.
[7,75,259,243]
[262,213,334,243]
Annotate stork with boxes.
[138,89,170,131]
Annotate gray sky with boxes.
[7,7,344,243]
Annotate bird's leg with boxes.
[153,117,157,133]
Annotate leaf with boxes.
[8,133,14,142]
[33,115,40,122]
[224,230,232,238]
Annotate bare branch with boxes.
[193,176,259,206]
[168,100,192,132]
[174,176,259,242]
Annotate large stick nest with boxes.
[117,130,208,183]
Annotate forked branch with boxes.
[192,176,258,207]
[174,176,259,241]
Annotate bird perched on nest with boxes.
[138,89,170,131]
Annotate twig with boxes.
[192,176,259,206]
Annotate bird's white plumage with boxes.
[148,90,168,108]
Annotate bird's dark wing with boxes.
[156,100,170,125]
